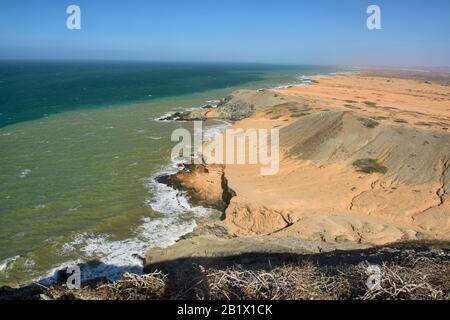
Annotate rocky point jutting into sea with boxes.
[144,70,450,272]
[1,69,450,300]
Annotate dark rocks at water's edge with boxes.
[157,89,277,122]
[157,102,220,121]
[157,111,188,121]
[155,162,236,213]
[216,98,254,121]
[158,110,206,121]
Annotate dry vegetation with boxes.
[352,158,388,174]
[3,242,447,300]
[100,256,448,300]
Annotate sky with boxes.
[0,0,449,66]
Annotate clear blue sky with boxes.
[0,0,449,66]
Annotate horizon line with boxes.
[0,58,449,70]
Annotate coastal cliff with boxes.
[149,73,450,260]
[141,72,450,299]
[2,71,450,300]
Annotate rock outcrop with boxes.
[151,74,450,266]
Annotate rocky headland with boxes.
[2,70,450,300]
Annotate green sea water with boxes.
[0,62,342,285]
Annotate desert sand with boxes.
[4,71,450,299]
[146,71,450,268]
[225,74,450,243]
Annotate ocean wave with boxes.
[274,71,355,89]
[274,74,318,89]
[202,121,230,141]
[328,71,358,76]
[205,99,221,105]
[19,169,31,179]
[40,210,204,285]
[36,122,225,285]
[154,111,177,122]
[154,99,221,122]
[0,255,20,273]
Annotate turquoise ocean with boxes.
[0,62,345,285]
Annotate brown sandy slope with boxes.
[146,72,450,271]
[222,74,450,245]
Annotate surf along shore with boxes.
[2,68,450,300]
[150,68,450,254]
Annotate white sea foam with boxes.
[23,72,351,285]
[0,255,20,273]
[154,99,221,122]
[275,72,355,89]
[206,99,221,105]
[37,122,225,285]
[154,111,176,122]
[19,169,31,178]
[328,71,358,76]
[39,166,216,284]
[275,75,317,89]
[40,213,202,284]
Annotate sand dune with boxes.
[221,74,450,244]
[159,73,450,248]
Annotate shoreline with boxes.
[145,69,450,268]
[27,70,346,286]
[1,67,448,296]
[0,70,318,287]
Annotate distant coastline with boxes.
[0,64,346,286]
[2,68,450,300]
[145,68,450,265]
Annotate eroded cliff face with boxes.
[160,74,450,247]
[162,163,235,213]
[220,75,450,245]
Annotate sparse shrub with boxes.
[290,112,310,118]
[416,121,432,126]
[106,272,167,300]
[359,118,379,128]
[353,159,388,174]
[345,104,361,110]
[363,101,377,108]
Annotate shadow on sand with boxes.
[1,240,448,300]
